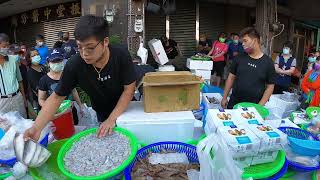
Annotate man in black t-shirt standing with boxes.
[221,27,276,109]
[61,32,78,59]
[24,15,137,140]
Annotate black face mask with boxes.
[63,37,69,41]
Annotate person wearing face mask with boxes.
[61,32,78,59]
[24,15,137,141]
[301,56,320,108]
[26,49,46,107]
[35,34,49,65]
[0,33,27,117]
[221,27,276,109]
[207,32,229,87]
[38,48,83,125]
[273,41,296,94]
[307,54,318,72]
[228,33,244,61]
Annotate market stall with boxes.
[1,70,320,180]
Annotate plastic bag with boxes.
[285,145,320,167]
[74,104,99,128]
[197,133,243,180]
[56,100,72,114]
[137,38,148,65]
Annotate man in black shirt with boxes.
[24,15,137,140]
[221,27,276,109]
[61,32,78,59]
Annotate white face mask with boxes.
[31,55,41,65]
[37,42,44,47]
[49,62,64,72]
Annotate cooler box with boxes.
[143,71,202,113]
[187,58,213,70]
[148,39,169,65]
[191,69,211,80]
[202,93,223,109]
[116,101,195,145]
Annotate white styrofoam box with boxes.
[251,151,278,165]
[247,124,287,152]
[193,120,204,140]
[205,109,240,135]
[117,101,195,145]
[265,94,300,118]
[159,65,175,72]
[234,107,264,126]
[187,58,213,70]
[202,93,223,109]
[264,118,299,128]
[148,39,169,65]
[217,125,260,158]
[234,156,253,168]
[191,69,211,80]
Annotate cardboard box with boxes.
[143,71,202,113]
[234,107,264,126]
[217,125,260,158]
[191,69,211,80]
[247,124,287,152]
[251,151,278,165]
[205,109,240,134]
[187,58,213,70]
[148,39,169,65]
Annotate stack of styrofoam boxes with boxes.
[204,107,287,167]
[265,94,300,119]
[187,58,213,83]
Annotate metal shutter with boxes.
[44,17,80,49]
[224,6,250,35]
[16,23,44,48]
[170,0,196,58]
[145,13,166,44]
[199,3,224,42]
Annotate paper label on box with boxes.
[236,136,252,144]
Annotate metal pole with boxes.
[196,0,199,44]
[317,28,320,51]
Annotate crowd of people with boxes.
[0,30,82,124]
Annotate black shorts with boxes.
[211,61,225,77]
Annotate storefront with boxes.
[144,0,252,60]
[0,1,81,48]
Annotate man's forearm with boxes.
[34,92,65,131]
[259,85,274,106]
[223,74,235,99]
[108,84,135,122]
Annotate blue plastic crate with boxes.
[124,141,199,180]
[0,133,49,167]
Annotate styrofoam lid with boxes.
[117,101,195,124]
